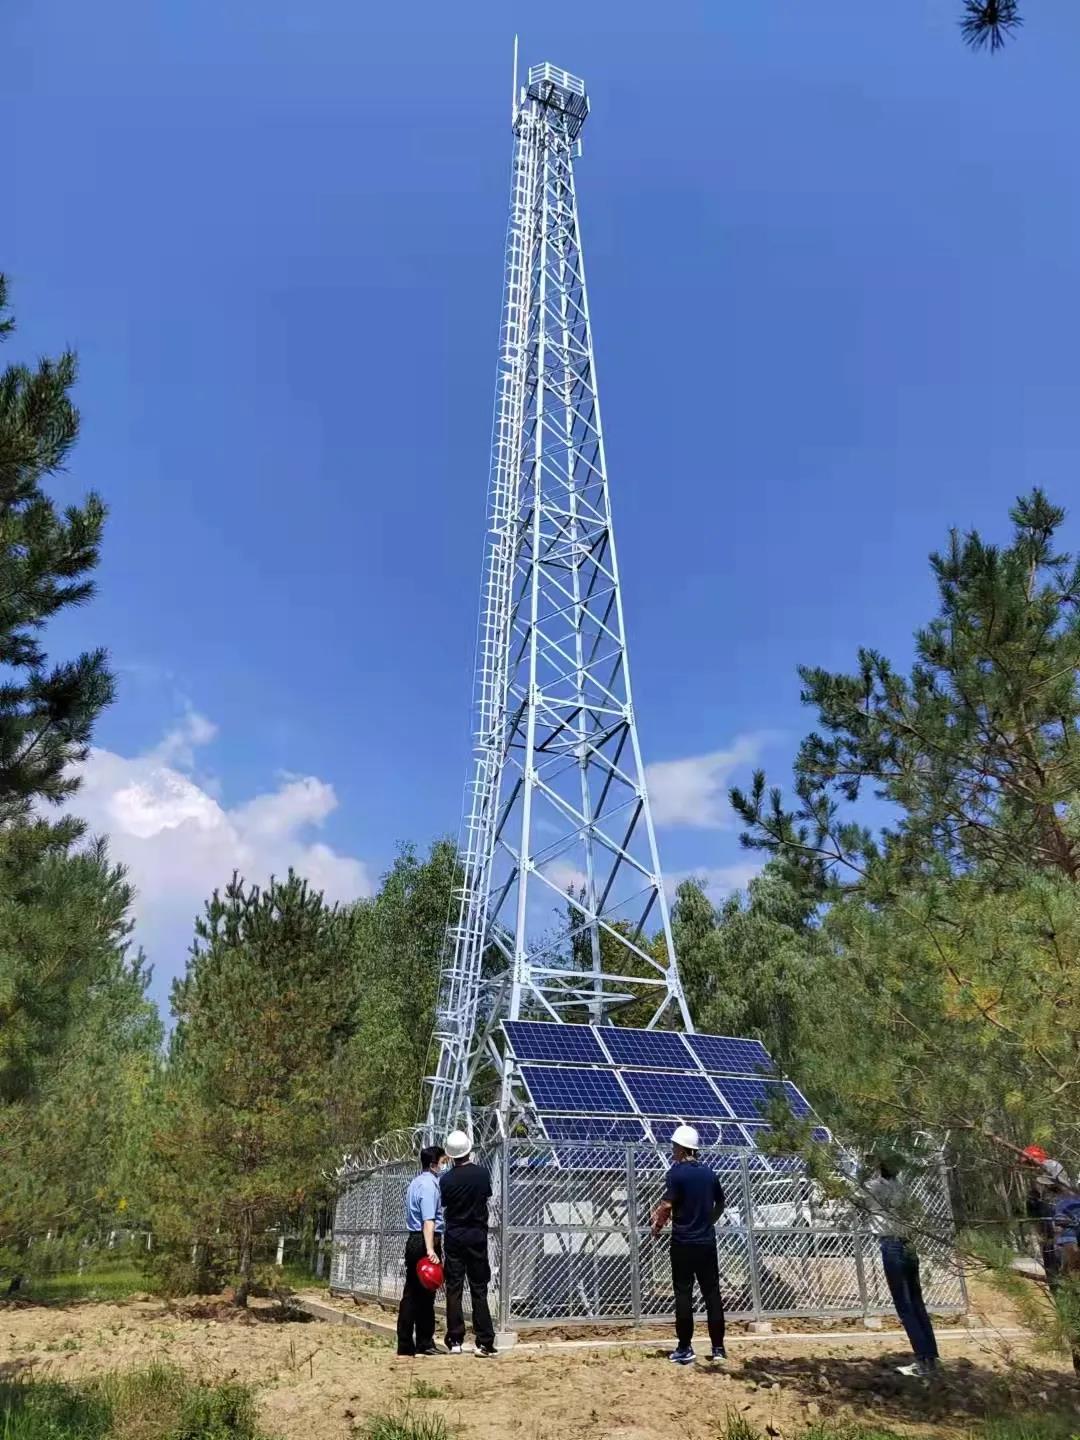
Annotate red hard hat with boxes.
[416,1256,444,1292]
[1022,1145,1050,1164]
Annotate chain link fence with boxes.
[332,1139,965,1329]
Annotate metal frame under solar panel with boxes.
[741,1121,832,1144]
[551,1144,667,1173]
[541,1117,647,1143]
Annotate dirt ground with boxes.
[0,1279,1076,1440]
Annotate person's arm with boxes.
[651,1198,672,1238]
[710,1177,725,1226]
[652,1170,677,1238]
[420,1178,440,1261]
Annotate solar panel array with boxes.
[502,1020,826,1173]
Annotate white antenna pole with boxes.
[511,34,519,125]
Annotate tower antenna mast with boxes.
[426,60,691,1137]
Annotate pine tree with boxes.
[732,491,1080,899]
[0,276,113,848]
[348,840,461,1135]
[0,840,159,1269]
[960,1,1023,51]
[151,873,361,1305]
[671,869,826,1068]
[0,277,143,1277]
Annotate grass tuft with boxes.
[360,1412,451,1440]
[0,1366,265,1440]
[0,1375,110,1440]
[408,1379,446,1400]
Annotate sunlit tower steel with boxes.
[426,59,691,1138]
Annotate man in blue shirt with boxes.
[396,1144,445,1357]
[651,1124,726,1366]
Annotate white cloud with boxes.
[538,859,588,895]
[645,735,765,829]
[665,862,764,906]
[150,706,219,770]
[70,711,373,1002]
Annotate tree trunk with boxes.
[234,1225,253,1308]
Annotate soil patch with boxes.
[0,1285,1072,1440]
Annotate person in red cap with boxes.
[1021,1145,1071,1287]
[1021,1145,1079,1373]
[396,1144,445,1357]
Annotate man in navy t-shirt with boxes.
[651,1124,726,1365]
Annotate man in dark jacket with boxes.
[439,1129,496,1357]
[650,1124,726,1366]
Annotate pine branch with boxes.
[960,2,1023,53]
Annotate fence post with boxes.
[742,1154,764,1321]
[854,1226,870,1321]
[376,1169,388,1300]
[626,1145,642,1324]
[498,1139,512,1329]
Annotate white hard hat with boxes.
[445,1129,472,1161]
[671,1124,700,1151]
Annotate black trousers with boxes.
[879,1238,938,1362]
[671,1239,725,1350]
[396,1232,440,1355]
[444,1235,495,1349]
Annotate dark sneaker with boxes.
[474,1343,497,1357]
[669,1346,695,1365]
[710,1346,727,1363]
[417,1346,439,1357]
[396,1350,415,1358]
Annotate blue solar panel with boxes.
[504,1021,608,1065]
[686,1034,773,1077]
[543,1117,646,1142]
[714,1078,812,1120]
[519,1064,631,1114]
[597,1027,695,1070]
[554,1145,665,1172]
[620,1070,729,1118]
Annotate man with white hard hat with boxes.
[438,1130,497,1356]
[650,1123,726,1365]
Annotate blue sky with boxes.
[6,1,1080,1009]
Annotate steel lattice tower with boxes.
[426,61,691,1138]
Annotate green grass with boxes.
[723,1418,1080,1440]
[979,1419,1080,1440]
[19,1263,144,1305]
[0,1376,110,1440]
[277,1260,328,1292]
[0,1366,266,1440]
[408,1379,446,1400]
[359,1417,450,1440]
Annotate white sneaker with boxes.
[446,1343,463,1355]
[897,1360,937,1378]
